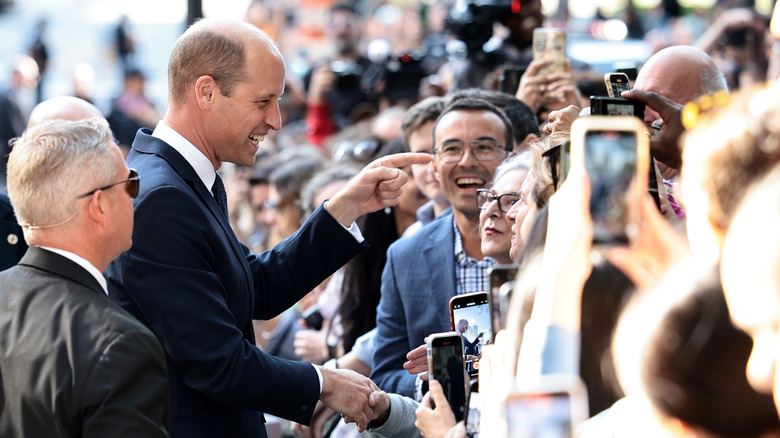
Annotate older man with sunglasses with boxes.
[0,117,170,437]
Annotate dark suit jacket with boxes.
[371,211,457,397]
[0,192,27,270]
[0,247,170,437]
[106,129,366,438]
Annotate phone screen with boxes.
[489,266,518,333]
[607,74,631,97]
[451,293,492,377]
[506,392,575,438]
[584,130,637,243]
[430,336,467,422]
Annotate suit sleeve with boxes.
[109,185,362,423]
[370,246,417,397]
[80,329,170,438]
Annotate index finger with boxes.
[621,90,681,116]
[427,379,450,409]
[368,152,432,170]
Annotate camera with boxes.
[361,51,429,101]
[330,60,364,92]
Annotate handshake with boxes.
[318,367,389,432]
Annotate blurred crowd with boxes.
[3,0,780,437]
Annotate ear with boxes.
[85,192,109,229]
[194,75,218,111]
[518,133,539,152]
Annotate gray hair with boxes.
[698,67,729,97]
[493,151,532,185]
[299,163,360,221]
[8,117,116,228]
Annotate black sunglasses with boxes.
[76,168,140,199]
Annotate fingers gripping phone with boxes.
[570,116,650,244]
[604,72,631,98]
[427,332,468,422]
[449,292,492,378]
[506,374,589,438]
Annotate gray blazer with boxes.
[0,247,170,437]
[371,210,458,397]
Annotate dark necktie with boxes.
[212,173,229,219]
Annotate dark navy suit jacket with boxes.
[371,211,457,397]
[106,129,366,438]
[0,192,27,270]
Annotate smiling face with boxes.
[432,109,507,220]
[207,38,285,167]
[480,168,527,265]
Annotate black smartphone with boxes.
[301,306,323,331]
[505,375,589,438]
[589,96,645,119]
[488,265,518,332]
[604,72,631,98]
[427,332,468,422]
[499,66,525,95]
[449,292,492,378]
[571,116,649,244]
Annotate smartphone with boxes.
[604,72,631,98]
[589,96,645,119]
[533,28,566,98]
[301,306,323,331]
[449,292,492,378]
[506,374,589,438]
[498,281,516,332]
[427,332,468,422]
[465,390,481,438]
[499,66,525,95]
[488,265,518,332]
[570,116,650,244]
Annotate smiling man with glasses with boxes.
[372,98,514,398]
[0,117,170,437]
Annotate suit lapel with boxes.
[132,131,255,307]
[420,213,458,332]
[19,247,105,296]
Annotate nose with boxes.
[506,201,519,223]
[267,101,282,131]
[457,145,480,166]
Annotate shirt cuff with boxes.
[323,200,365,243]
[314,364,324,394]
[414,374,425,402]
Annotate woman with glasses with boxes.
[478,152,532,265]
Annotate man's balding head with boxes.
[635,46,727,105]
[27,96,102,129]
[167,18,279,108]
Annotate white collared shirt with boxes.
[152,121,218,195]
[38,246,108,294]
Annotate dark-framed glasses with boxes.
[435,139,506,164]
[476,189,521,213]
[76,168,140,199]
